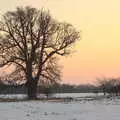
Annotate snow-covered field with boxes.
[0,93,104,99]
[55,93,104,98]
[0,93,120,120]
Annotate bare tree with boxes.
[97,77,120,96]
[96,77,108,95]
[0,6,80,99]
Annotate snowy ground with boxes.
[0,93,104,99]
[0,94,120,120]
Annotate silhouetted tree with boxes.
[97,77,120,96]
[0,7,80,99]
[97,77,108,95]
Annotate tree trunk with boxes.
[27,78,38,99]
[26,61,38,100]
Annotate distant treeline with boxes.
[38,84,99,93]
[0,83,27,94]
[1,77,120,97]
[0,82,99,94]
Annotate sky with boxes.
[1,0,120,84]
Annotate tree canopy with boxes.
[0,6,80,99]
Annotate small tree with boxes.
[97,77,120,96]
[97,77,109,95]
[0,6,80,99]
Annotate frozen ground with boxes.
[0,93,104,99]
[0,94,120,120]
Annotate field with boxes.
[0,93,120,120]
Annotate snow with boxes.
[55,93,104,98]
[0,94,27,99]
[0,93,103,100]
[0,94,120,120]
